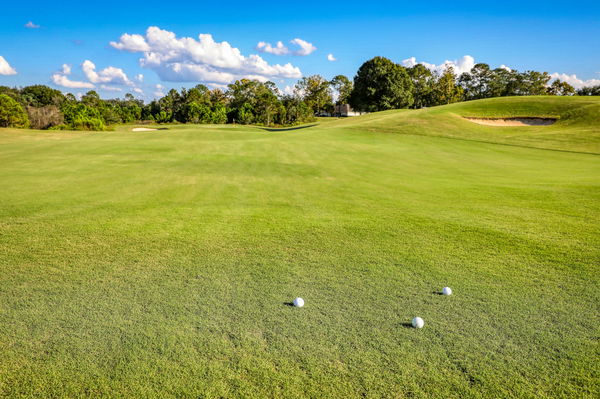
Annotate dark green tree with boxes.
[408,64,435,108]
[20,85,65,107]
[349,56,414,111]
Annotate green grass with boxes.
[0,97,599,398]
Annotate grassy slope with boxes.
[319,96,600,154]
[0,97,599,398]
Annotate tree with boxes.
[547,80,575,96]
[516,71,551,95]
[20,85,65,107]
[408,64,435,108]
[0,94,29,128]
[577,85,600,96]
[295,75,333,115]
[459,63,493,100]
[433,67,463,105]
[60,99,105,131]
[330,75,353,105]
[280,95,313,125]
[226,79,283,125]
[349,56,414,112]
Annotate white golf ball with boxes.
[442,287,452,296]
[412,317,424,329]
[293,297,304,307]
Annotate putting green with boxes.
[0,96,598,397]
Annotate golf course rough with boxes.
[0,96,598,398]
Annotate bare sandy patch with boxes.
[132,127,158,132]
[464,117,556,126]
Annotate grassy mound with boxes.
[0,96,598,397]
[321,96,600,153]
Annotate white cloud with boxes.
[290,38,316,56]
[25,21,40,29]
[549,73,600,89]
[153,84,165,97]
[135,74,144,82]
[0,56,17,75]
[282,85,295,96]
[256,41,289,55]
[100,85,123,92]
[110,33,150,52]
[111,27,302,85]
[327,53,337,62]
[402,55,475,76]
[256,38,317,57]
[51,73,94,89]
[82,60,133,86]
[52,63,94,89]
[132,87,143,94]
[499,65,512,72]
[52,60,139,91]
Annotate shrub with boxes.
[26,105,64,129]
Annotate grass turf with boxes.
[0,97,599,398]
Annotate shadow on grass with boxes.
[400,322,414,328]
[260,124,318,132]
[431,291,443,295]
[283,302,295,307]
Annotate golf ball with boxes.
[412,317,424,328]
[293,297,304,307]
[442,287,452,296]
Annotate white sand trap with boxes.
[132,127,158,131]
[464,117,556,126]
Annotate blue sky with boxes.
[1,1,599,99]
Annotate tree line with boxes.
[1,57,599,130]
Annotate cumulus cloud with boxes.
[290,38,316,56]
[82,60,133,86]
[327,53,337,62]
[52,60,139,91]
[549,73,600,89]
[111,27,302,84]
[402,55,475,76]
[25,21,40,29]
[0,56,17,75]
[401,54,600,89]
[153,84,165,97]
[256,41,289,55]
[255,38,317,57]
[51,73,94,89]
[52,63,95,89]
[282,85,295,96]
[135,74,144,82]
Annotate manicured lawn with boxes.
[1,97,599,397]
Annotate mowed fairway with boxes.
[0,97,599,398]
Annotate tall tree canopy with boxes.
[295,75,333,115]
[330,75,353,105]
[349,57,414,112]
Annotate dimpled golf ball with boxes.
[412,317,424,328]
[442,287,452,296]
[293,297,304,307]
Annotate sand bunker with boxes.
[132,127,158,132]
[464,117,556,126]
